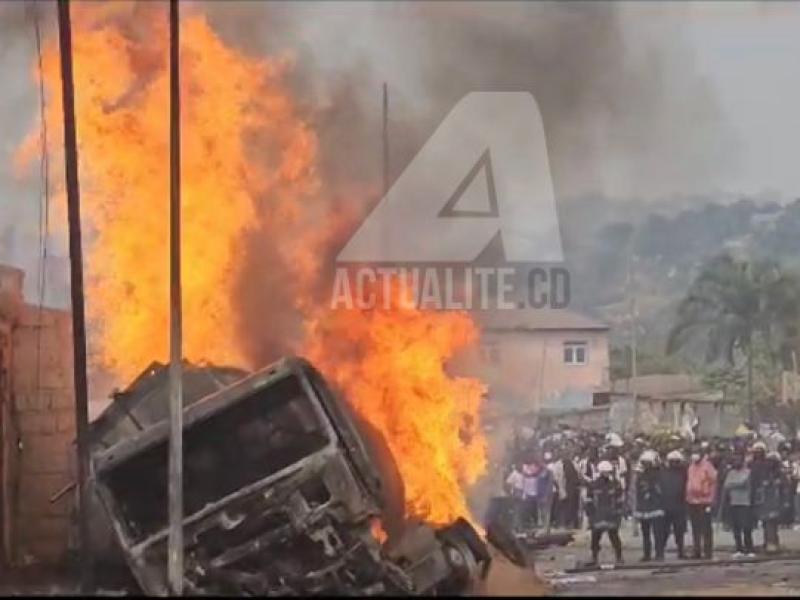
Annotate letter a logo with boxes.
[338,92,563,263]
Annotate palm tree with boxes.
[667,254,800,425]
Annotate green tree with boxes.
[610,345,689,380]
[701,365,746,403]
[667,254,800,424]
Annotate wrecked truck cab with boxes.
[92,356,489,595]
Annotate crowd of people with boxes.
[502,426,800,566]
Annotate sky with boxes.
[1,1,800,307]
[631,1,800,199]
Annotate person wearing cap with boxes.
[659,450,688,559]
[749,441,769,485]
[722,453,756,558]
[633,449,666,561]
[754,451,789,553]
[686,446,717,559]
[584,460,624,567]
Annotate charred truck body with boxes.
[90,357,489,595]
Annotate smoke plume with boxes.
[198,1,737,365]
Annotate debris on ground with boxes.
[474,547,551,596]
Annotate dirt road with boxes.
[536,525,800,596]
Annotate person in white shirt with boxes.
[505,464,525,532]
[506,464,525,496]
[521,461,541,530]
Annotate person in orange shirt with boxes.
[685,446,718,559]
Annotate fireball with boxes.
[16,1,486,526]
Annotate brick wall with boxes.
[10,303,75,564]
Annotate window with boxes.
[593,392,610,407]
[563,341,588,365]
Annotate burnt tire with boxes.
[436,518,492,583]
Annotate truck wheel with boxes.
[436,519,491,585]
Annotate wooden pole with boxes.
[747,340,754,427]
[56,0,93,591]
[167,0,184,594]
[631,290,638,431]
[382,82,389,197]
[628,244,639,434]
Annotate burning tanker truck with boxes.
[84,356,492,595]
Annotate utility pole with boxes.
[631,284,638,432]
[56,0,92,592]
[167,0,184,594]
[627,239,639,434]
[382,82,389,197]
[747,342,754,429]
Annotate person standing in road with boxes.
[754,451,789,554]
[709,441,729,529]
[634,450,666,561]
[791,448,800,531]
[628,445,643,538]
[749,441,769,493]
[722,453,755,558]
[778,442,795,528]
[561,448,582,529]
[659,450,689,559]
[538,453,556,533]
[549,449,566,528]
[521,460,541,531]
[686,447,718,559]
[504,463,525,533]
[585,460,625,567]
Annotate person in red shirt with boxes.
[686,445,718,559]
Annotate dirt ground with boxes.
[476,548,551,596]
[535,523,800,597]
[1,549,550,597]
[8,525,800,596]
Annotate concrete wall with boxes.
[635,399,724,437]
[477,329,610,415]
[10,303,75,564]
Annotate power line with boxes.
[31,0,51,403]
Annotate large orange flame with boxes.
[305,282,487,525]
[16,3,319,379]
[15,2,486,525]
